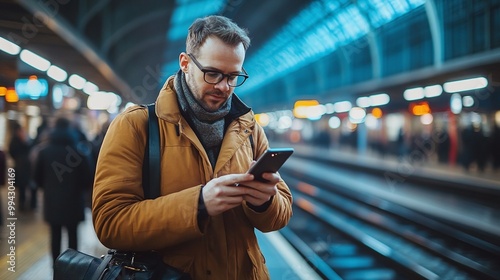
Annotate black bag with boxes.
[53,104,190,280]
[54,248,189,280]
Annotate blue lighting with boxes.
[167,0,226,41]
[15,77,49,100]
[239,0,425,96]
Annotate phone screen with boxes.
[247,148,294,182]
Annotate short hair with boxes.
[186,15,250,55]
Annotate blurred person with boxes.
[92,15,292,279]
[32,116,49,146]
[8,122,35,211]
[436,127,450,164]
[34,117,93,264]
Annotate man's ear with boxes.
[179,52,189,73]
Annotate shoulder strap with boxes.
[249,134,255,160]
[142,104,161,199]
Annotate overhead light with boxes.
[0,36,21,55]
[20,49,51,71]
[356,97,371,108]
[424,85,442,98]
[333,101,352,113]
[87,91,119,110]
[68,74,86,90]
[47,65,68,82]
[404,87,424,101]
[370,93,390,106]
[83,81,99,95]
[443,77,488,93]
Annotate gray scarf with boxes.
[174,70,232,167]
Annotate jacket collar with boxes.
[155,75,254,128]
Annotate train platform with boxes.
[0,191,321,280]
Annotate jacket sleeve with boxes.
[242,123,293,232]
[92,107,203,251]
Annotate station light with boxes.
[5,88,19,103]
[20,49,51,71]
[0,86,6,96]
[0,36,21,55]
[450,93,462,114]
[293,99,321,119]
[423,85,442,98]
[83,81,99,95]
[349,107,366,124]
[443,77,488,93]
[333,101,352,113]
[325,103,335,114]
[365,114,379,130]
[420,113,433,125]
[410,102,431,116]
[356,96,371,108]
[404,87,424,101]
[328,116,341,129]
[462,96,474,107]
[47,65,68,82]
[68,74,86,90]
[15,76,48,100]
[371,107,383,118]
[370,93,390,106]
[255,113,270,127]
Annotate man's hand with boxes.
[202,173,254,216]
[239,172,279,207]
[202,172,280,216]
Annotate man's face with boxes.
[182,36,246,112]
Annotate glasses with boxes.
[188,53,248,87]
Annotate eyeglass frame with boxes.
[187,53,249,87]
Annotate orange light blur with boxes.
[29,75,38,80]
[0,86,6,96]
[410,102,431,116]
[289,130,301,143]
[5,88,19,102]
[293,99,320,118]
[297,182,318,196]
[294,100,319,108]
[371,107,383,118]
[296,198,316,214]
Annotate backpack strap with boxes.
[142,104,161,199]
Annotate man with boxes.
[92,15,293,279]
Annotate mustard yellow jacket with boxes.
[92,77,293,279]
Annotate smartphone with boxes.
[247,148,294,182]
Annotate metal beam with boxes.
[16,0,135,101]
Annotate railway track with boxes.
[278,157,500,280]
